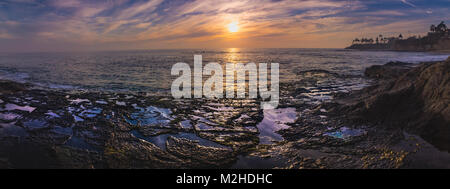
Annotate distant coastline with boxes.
[346,21,450,52]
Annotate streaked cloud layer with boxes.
[0,0,449,51]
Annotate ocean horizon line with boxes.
[0,47,346,54]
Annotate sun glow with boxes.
[227,21,239,33]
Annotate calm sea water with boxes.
[0,48,448,93]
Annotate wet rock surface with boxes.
[364,61,414,80]
[0,81,262,168]
[259,59,449,169]
[332,58,450,151]
[0,58,449,169]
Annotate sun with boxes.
[227,21,239,33]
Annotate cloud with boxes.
[51,0,81,8]
[400,0,417,8]
[0,0,449,51]
[135,22,152,29]
[0,31,14,39]
[117,0,163,19]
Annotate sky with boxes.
[0,0,449,52]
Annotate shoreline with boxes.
[345,48,450,53]
[1,57,449,168]
[329,58,450,151]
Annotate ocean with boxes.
[0,48,448,93]
[1,49,449,168]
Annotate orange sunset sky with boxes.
[0,0,449,51]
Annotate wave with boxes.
[0,70,29,83]
[393,54,449,63]
[0,69,78,91]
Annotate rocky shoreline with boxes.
[0,58,449,168]
[0,80,265,168]
[333,58,450,151]
[275,57,450,169]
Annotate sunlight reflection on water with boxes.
[0,49,446,92]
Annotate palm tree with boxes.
[361,38,367,44]
[437,21,447,33]
[430,24,436,33]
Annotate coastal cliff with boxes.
[346,38,450,51]
[346,21,450,51]
[391,37,450,51]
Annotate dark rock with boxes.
[336,58,450,151]
[0,80,28,94]
[364,61,413,79]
